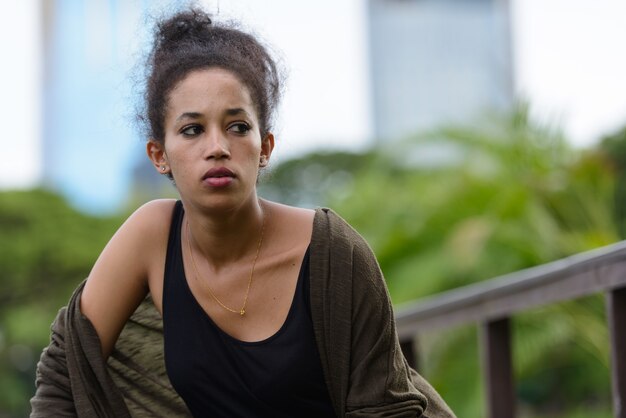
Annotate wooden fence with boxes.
[395,240,626,418]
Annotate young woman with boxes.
[31,8,455,418]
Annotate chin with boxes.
[198,193,256,214]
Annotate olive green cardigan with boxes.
[30,208,455,417]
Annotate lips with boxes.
[202,167,235,187]
[203,167,235,180]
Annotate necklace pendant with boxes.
[185,206,265,318]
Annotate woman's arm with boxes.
[80,199,174,359]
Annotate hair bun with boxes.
[175,20,190,33]
[158,9,212,43]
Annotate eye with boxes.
[227,122,251,135]
[180,124,203,137]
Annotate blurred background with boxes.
[2,0,626,416]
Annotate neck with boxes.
[184,198,267,270]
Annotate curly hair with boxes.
[139,8,283,143]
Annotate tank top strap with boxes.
[163,200,185,314]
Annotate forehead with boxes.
[166,68,256,116]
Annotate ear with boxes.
[147,140,170,174]
[259,133,275,167]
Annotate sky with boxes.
[513,0,626,143]
[0,1,41,188]
[2,0,626,191]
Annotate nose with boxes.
[203,129,230,160]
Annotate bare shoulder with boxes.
[263,201,315,252]
[126,198,177,232]
[88,198,176,273]
[112,198,178,282]
[263,200,315,230]
[99,198,176,259]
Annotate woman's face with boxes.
[148,68,273,212]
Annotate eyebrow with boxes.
[175,108,252,122]
[176,112,203,122]
[225,108,251,117]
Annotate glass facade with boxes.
[368,0,514,141]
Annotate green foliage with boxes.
[419,325,485,417]
[259,150,378,208]
[599,126,626,237]
[0,189,124,417]
[331,107,617,301]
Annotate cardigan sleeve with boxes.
[310,208,455,418]
[30,281,132,418]
[345,239,428,417]
[347,234,456,417]
[30,307,78,417]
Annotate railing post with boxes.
[607,287,626,418]
[481,317,515,418]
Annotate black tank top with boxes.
[163,201,335,417]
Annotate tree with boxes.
[0,189,124,417]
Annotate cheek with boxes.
[248,149,262,166]
[163,141,186,162]
[162,145,186,173]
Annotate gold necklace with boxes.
[185,208,265,316]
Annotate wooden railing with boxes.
[395,240,626,418]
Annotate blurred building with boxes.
[41,0,179,213]
[367,0,514,141]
